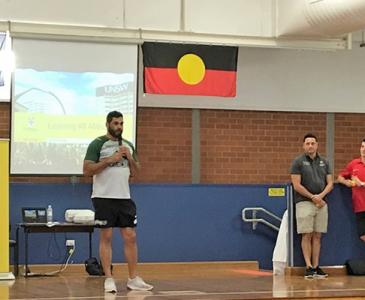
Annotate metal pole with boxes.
[287,184,294,267]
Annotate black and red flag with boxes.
[142,42,238,97]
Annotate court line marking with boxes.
[11,287,365,300]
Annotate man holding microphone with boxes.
[83,111,153,293]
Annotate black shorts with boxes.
[92,198,137,228]
[355,212,365,237]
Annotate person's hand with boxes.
[312,195,326,208]
[316,199,327,208]
[101,151,124,165]
[352,176,365,187]
[119,146,132,160]
[346,179,356,188]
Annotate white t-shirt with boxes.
[84,135,137,199]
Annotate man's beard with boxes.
[108,127,122,139]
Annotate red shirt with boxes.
[339,158,365,212]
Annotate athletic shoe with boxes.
[304,267,316,279]
[104,277,117,293]
[127,276,153,291]
[314,266,328,278]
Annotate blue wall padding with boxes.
[293,184,365,266]
[10,183,287,270]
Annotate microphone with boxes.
[118,135,127,158]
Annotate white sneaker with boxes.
[127,276,153,291]
[104,277,117,293]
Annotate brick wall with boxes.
[1,101,365,184]
[200,110,327,183]
[136,107,192,183]
[334,113,365,176]
[0,102,9,138]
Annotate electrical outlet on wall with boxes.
[66,239,75,252]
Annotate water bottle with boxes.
[47,205,53,223]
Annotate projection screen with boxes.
[11,38,138,175]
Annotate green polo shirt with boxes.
[290,153,332,204]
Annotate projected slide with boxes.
[11,69,136,174]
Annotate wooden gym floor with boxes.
[3,261,365,300]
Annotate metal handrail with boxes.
[242,207,282,232]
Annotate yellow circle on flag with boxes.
[177,53,206,85]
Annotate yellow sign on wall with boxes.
[268,187,285,197]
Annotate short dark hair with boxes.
[106,111,123,123]
[303,133,317,142]
[363,138,365,143]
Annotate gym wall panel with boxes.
[10,183,287,270]
[10,183,364,270]
[0,0,124,27]
[125,0,181,31]
[185,0,274,37]
[293,185,365,266]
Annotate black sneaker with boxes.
[314,266,328,278]
[304,267,316,279]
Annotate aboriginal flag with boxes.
[142,42,238,97]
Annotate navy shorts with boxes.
[92,198,137,228]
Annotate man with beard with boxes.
[83,111,153,293]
